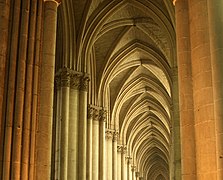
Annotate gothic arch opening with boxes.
[54,0,179,179]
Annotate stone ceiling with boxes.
[57,0,176,179]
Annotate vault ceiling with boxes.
[58,0,176,179]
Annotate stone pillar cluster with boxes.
[87,105,107,180]
[0,0,57,179]
[52,68,89,180]
[1,0,223,179]
[175,0,223,179]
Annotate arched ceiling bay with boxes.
[91,1,174,179]
[69,0,175,179]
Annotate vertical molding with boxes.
[78,74,89,180]
[29,0,43,179]
[21,0,37,179]
[11,0,30,178]
[59,68,70,180]
[121,146,127,180]
[35,1,59,179]
[105,129,113,180]
[117,145,122,180]
[92,107,99,180]
[2,0,22,179]
[54,76,62,179]
[68,71,81,179]
[99,108,106,180]
[87,105,93,180]
[0,0,11,178]
[171,68,181,180]
[112,131,118,180]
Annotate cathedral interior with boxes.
[0,0,223,180]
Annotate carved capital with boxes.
[105,130,113,140]
[131,165,136,172]
[55,74,61,89]
[125,156,132,164]
[60,68,71,87]
[135,172,140,177]
[70,72,81,90]
[55,68,71,88]
[87,105,94,119]
[99,109,107,122]
[117,145,123,153]
[113,131,119,142]
[80,74,90,91]
[122,145,127,154]
[93,108,99,121]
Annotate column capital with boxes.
[99,109,107,122]
[87,105,94,119]
[44,0,61,6]
[135,172,140,177]
[80,74,90,91]
[125,156,132,164]
[93,108,99,121]
[55,68,71,88]
[70,72,81,90]
[173,0,177,5]
[131,165,136,172]
[121,145,127,154]
[113,131,119,142]
[105,129,113,140]
[117,145,123,153]
[60,68,71,87]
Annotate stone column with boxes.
[29,1,43,179]
[0,0,10,176]
[60,68,70,179]
[99,109,107,180]
[117,145,122,180]
[106,129,113,180]
[21,1,38,179]
[135,172,140,180]
[172,68,181,179]
[68,72,81,179]
[207,1,223,179]
[36,0,60,179]
[126,157,132,180]
[175,0,196,179]
[2,0,21,178]
[121,146,127,180]
[78,74,89,180]
[131,166,136,180]
[87,105,93,180]
[54,75,62,179]
[188,0,217,179]
[112,131,118,180]
[10,0,31,179]
[92,108,99,180]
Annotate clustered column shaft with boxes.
[87,105,107,180]
[0,0,48,179]
[53,68,89,180]
[106,129,113,180]
[36,1,60,179]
